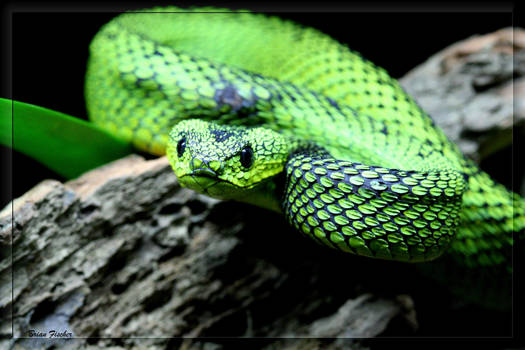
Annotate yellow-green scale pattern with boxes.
[85,7,525,305]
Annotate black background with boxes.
[2,1,522,344]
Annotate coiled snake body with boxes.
[86,7,524,307]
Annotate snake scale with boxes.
[85,7,524,307]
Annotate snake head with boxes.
[167,119,293,201]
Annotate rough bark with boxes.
[1,28,521,349]
[1,156,411,349]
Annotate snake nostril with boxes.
[190,158,204,171]
[191,157,223,173]
[208,160,223,174]
[190,157,223,176]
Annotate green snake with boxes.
[85,7,524,306]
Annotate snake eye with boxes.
[240,145,254,169]
[177,136,186,158]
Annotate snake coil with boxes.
[86,7,524,307]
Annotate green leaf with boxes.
[0,98,134,179]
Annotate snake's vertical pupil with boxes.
[177,137,186,158]
[240,145,254,169]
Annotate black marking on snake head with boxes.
[210,129,234,142]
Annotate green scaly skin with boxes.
[85,7,524,307]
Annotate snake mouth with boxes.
[190,169,218,179]
[179,174,218,195]
[180,174,245,198]
[178,172,260,198]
